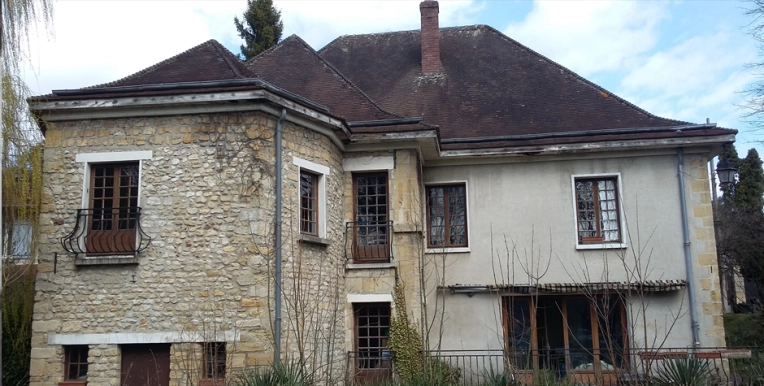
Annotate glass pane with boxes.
[566,299,595,370]
[598,297,625,369]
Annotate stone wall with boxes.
[30,111,346,385]
[687,153,727,347]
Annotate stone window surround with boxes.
[424,181,470,254]
[292,156,329,241]
[569,172,628,250]
[74,151,153,259]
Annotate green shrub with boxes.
[530,370,572,386]
[652,357,719,386]
[724,313,764,348]
[2,265,35,386]
[478,363,514,386]
[232,361,314,386]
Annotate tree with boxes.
[2,0,53,384]
[744,1,764,128]
[234,0,283,61]
[715,145,764,306]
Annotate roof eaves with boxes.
[441,123,733,145]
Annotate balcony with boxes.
[61,207,152,259]
[344,221,393,264]
[346,350,394,384]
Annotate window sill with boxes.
[575,243,627,250]
[199,379,225,386]
[74,256,139,266]
[425,247,470,254]
[59,381,87,386]
[346,262,396,270]
[299,234,331,246]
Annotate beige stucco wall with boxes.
[30,111,347,386]
[422,149,725,352]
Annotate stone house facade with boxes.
[28,1,735,385]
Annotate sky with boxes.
[21,0,764,157]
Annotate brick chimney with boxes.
[420,0,441,74]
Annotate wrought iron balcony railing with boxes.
[346,350,394,384]
[344,221,393,264]
[61,207,152,258]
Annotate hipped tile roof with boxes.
[32,22,735,150]
[318,25,735,144]
[94,39,256,88]
[246,35,400,122]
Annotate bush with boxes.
[652,357,719,386]
[724,313,764,348]
[2,265,36,386]
[231,361,314,386]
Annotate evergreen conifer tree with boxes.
[234,0,283,61]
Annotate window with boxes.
[300,171,319,235]
[353,303,392,383]
[574,177,621,244]
[426,184,467,248]
[87,162,139,255]
[351,173,391,262]
[504,296,626,372]
[292,156,329,240]
[202,342,226,380]
[64,345,89,381]
[4,220,32,261]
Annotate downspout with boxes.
[677,148,701,347]
[274,108,287,367]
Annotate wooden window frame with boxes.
[300,170,319,236]
[502,296,628,375]
[574,177,621,244]
[202,342,226,381]
[64,345,89,382]
[86,161,140,255]
[351,172,391,263]
[353,303,392,383]
[426,184,468,248]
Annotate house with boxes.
[27,1,734,385]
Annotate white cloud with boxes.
[276,0,479,49]
[503,1,667,77]
[23,0,478,95]
[24,1,244,95]
[618,30,757,126]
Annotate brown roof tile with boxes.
[319,25,735,143]
[246,35,399,122]
[91,40,256,88]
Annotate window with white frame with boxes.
[573,175,622,245]
[292,156,329,239]
[426,184,468,248]
[72,151,152,256]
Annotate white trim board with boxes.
[48,331,239,345]
[343,155,394,171]
[346,294,394,304]
[76,151,153,163]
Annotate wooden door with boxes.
[120,344,171,386]
[353,303,392,384]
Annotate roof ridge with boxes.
[210,40,249,79]
[245,34,293,66]
[476,24,689,126]
[272,35,404,119]
[317,25,474,54]
[89,39,220,89]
